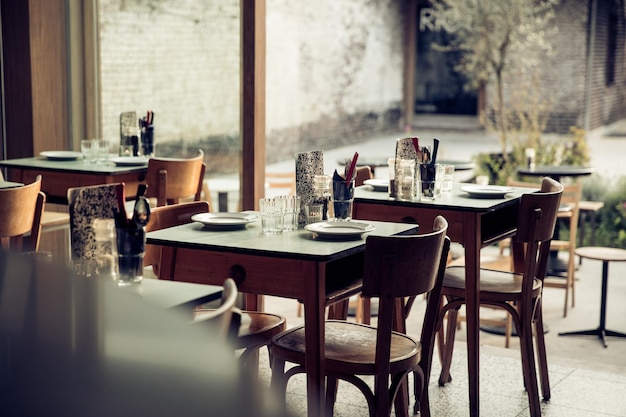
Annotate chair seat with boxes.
[271,320,420,375]
[442,266,542,301]
[194,309,286,351]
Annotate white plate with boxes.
[461,185,515,199]
[111,156,150,166]
[191,212,259,229]
[305,221,375,240]
[40,151,84,161]
[363,179,389,192]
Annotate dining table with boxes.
[0,155,147,204]
[0,180,23,189]
[517,165,595,183]
[125,277,223,313]
[352,182,537,417]
[146,218,419,417]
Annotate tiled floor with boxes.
[256,247,626,417]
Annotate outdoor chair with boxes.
[436,177,563,417]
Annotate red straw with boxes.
[345,152,359,186]
[411,137,420,155]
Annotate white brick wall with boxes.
[99,0,404,164]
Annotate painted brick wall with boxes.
[99,0,404,168]
[485,0,626,134]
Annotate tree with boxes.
[429,0,559,158]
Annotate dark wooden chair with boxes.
[270,216,450,417]
[0,175,45,252]
[507,178,582,317]
[436,177,563,417]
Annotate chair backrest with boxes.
[144,201,210,275]
[513,177,563,307]
[355,165,373,187]
[193,278,241,342]
[265,171,296,197]
[362,215,450,402]
[363,216,449,299]
[68,183,126,260]
[0,175,45,252]
[145,149,206,206]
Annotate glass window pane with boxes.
[98,0,241,211]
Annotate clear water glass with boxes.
[259,198,286,235]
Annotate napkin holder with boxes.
[295,150,324,225]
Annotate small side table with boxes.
[558,246,626,347]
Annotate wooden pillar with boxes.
[403,0,417,129]
[1,0,69,158]
[241,0,266,211]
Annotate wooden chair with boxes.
[355,165,373,186]
[0,175,45,252]
[507,178,582,317]
[146,202,287,368]
[145,149,206,207]
[193,278,241,341]
[437,177,563,417]
[271,216,450,417]
[265,171,296,196]
[144,201,211,276]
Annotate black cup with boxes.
[116,227,145,285]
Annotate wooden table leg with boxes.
[463,213,481,417]
[302,263,326,417]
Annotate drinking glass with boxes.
[418,163,436,201]
[278,195,301,231]
[387,158,396,199]
[81,139,98,163]
[116,227,145,285]
[96,139,111,164]
[305,203,323,224]
[441,164,455,193]
[259,198,285,235]
[331,179,355,221]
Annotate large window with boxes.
[97,0,242,209]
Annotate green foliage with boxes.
[585,176,626,249]
[473,126,591,185]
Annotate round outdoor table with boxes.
[517,165,595,182]
[558,246,626,347]
[518,165,595,275]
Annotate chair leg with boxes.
[438,306,459,386]
[270,352,287,403]
[413,366,426,416]
[325,376,339,416]
[504,306,513,349]
[361,296,372,325]
[519,320,542,417]
[328,299,349,320]
[534,303,551,401]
